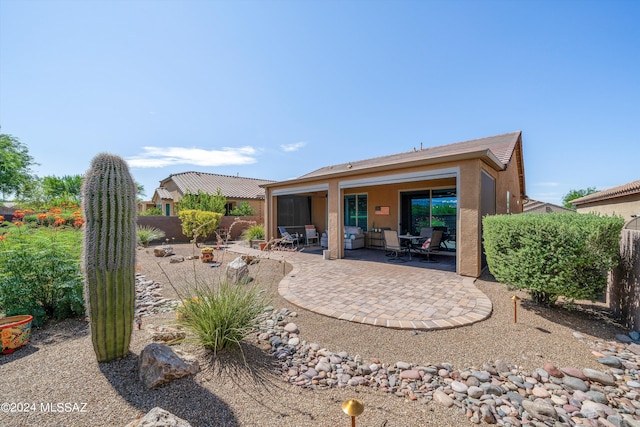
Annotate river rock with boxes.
[433,390,454,407]
[284,323,299,333]
[598,356,623,368]
[583,368,616,386]
[543,362,564,378]
[522,398,558,423]
[562,376,589,392]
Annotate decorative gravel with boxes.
[0,243,631,427]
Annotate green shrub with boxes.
[483,212,624,305]
[139,207,163,216]
[241,224,264,242]
[229,202,255,216]
[178,209,222,244]
[0,225,84,326]
[137,225,166,247]
[176,189,226,214]
[177,279,268,354]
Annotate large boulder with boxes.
[226,257,249,283]
[125,407,192,427]
[139,343,199,388]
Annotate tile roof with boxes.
[571,179,640,205]
[155,187,173,200]
[523,199,574,213]
[160,171,275,200]
[298,131,522,179]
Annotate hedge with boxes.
[482,212,624,305]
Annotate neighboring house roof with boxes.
[300,131,521,180]
[523,199,574,213]
[155,187,173,200]
[159,171,276,199]
[571,179,640,206]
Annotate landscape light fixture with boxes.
[342,398,364,427]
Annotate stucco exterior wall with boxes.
[458,160,482,277]
[494,144,525,214]
[576,195,640,222]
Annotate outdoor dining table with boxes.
[398,234,419,261]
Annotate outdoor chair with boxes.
[418,227,433,240]
[277,226,299,248]
[415,229,443,262]
[304,225,319,246]
[383,229,408,262]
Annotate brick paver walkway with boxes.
[229,244,492,330]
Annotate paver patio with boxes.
[229,244,493,330]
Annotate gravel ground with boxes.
[0,243,628,427]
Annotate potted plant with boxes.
[241,224,265,249]
[1,315,34,354]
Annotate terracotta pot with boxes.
[259,242,268,251]
[1,315,33,355]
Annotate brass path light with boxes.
[511,295,521,323]
[342,398,364,427]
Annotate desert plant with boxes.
[176,189,226,214]
[228,202,255,216]
[82,153,137,362]
[0,225,84,326]
[241,224,264,242]
[137,225,166,247]
[483,212,624,305]
[176,279,268,354]
[139,206,162,216]
[178,209,222,246]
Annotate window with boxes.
[344,194,367,230]
[225,203,234,216]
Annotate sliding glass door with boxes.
[400,188,457,250]
[344,194,367,230]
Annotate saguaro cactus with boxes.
[82,153,137,362]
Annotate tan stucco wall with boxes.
[576,195,640,223]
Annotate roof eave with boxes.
[262,149,505,189]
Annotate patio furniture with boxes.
[277,226,300,248]
[415,229,443,262]
[305,225,319,246]
[383,229,408,262]
[344,226,365,249]
[398,233,419,261]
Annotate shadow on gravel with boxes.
[99,351,239,427]
[520,298,627,340]
[481,270,627,341]
[1,318,88,367]
[196,342,320,423]
[0,343,39,366]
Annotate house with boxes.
[149,171,275,217]
[523,199,574,214]
[571,179,640,228]
[262,131,526,278]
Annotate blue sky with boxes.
[1,0,638,205]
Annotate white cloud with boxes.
[126,146,258,168]
[280,141,307,152]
